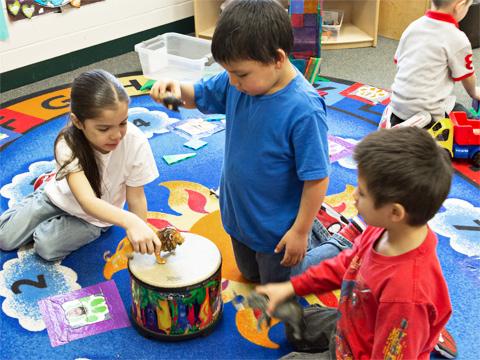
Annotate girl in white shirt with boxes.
[0,69,161,261]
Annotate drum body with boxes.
[128,233,223,341]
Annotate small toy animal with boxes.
[103,226,185,266]
[160,91,185,112]
[234,291,306,340]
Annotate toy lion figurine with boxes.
[103,226,185,267]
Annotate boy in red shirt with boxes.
[257,127,454,359]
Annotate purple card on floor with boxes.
[38,280,130,347]
[328,134,356,163]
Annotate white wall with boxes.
[0,0,193,73]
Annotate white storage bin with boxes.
[322,10,344,41]
[135,32,219,81]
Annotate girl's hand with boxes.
[256,282,296,316]
[275,227,308,267]
[125,214,162,255]
[68,175,161,255]
[150,79,182,104]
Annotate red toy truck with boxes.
[428,111,480,167]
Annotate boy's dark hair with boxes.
[353,127,453,226]
[211,0,294,65]
[54,69,130,198]
[433,0,477,8]
[432,0,455,7]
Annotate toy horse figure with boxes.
[103,226,185,268]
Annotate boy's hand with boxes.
[256,281,296,316]
[125,214,162,255]
[150,79,182,104]
[276,228,308,267]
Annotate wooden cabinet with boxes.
[322,0,379,49]
[193,0,223,40]
[193,0,380,49]
[378,0,430,40]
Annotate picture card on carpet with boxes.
[38,280,130,347]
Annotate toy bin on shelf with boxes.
[135,32,217,81]
[321,10,344,41]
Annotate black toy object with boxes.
[233,291,306,340]
[161,91,185,112]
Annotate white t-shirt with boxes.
[45,122,159,227]
[391,10,474,121]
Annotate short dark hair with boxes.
[432,0,455,7]
[433,0,477,8]
[211,0,294,65]
[353,127,453,226]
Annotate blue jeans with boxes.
[230,219,352,283]
[292,218,352,277]
[0,184,109,261]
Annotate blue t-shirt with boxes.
[194,69,331,253]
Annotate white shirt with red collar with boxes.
[391,10,475,121]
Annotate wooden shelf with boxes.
[193,0,222,40]
[322,0,379,49]
[193,1,379,49]
[197,26,216,40]
[322,22,375,49]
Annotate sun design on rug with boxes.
[103,180,357,348]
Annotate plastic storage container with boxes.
[135,32,218,81]
[321,10,344,41]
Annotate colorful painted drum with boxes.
[128,233,223,341]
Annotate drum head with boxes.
[128,233,221,289]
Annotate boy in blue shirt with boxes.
[150,0,331,284]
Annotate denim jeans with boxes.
[291,218,352,277]
[230,219,352,283]
[0,184,109,261]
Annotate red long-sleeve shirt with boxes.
[291,226,452,360]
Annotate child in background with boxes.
[389,0,480,127]
[0,69,161,261]
[257,127,454,359]
[150,0,331,284]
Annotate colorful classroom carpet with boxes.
[1,72,479,360]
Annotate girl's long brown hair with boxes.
[54,69,130,198]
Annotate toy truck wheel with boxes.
[472,152,480,168]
